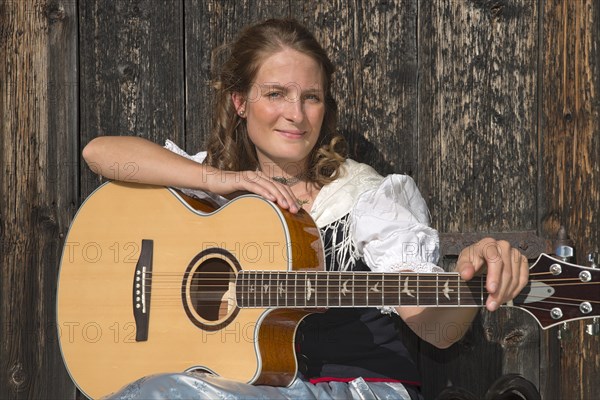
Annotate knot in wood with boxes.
[45,4,65,22]
[501,329,526,347]
[9,363,27,389]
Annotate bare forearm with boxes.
[81,136,301,212]
[82,136,214,189]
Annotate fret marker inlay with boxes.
[342,280,351,296]
[306,279,314,301]
[402,277,415,297]
[442,280,454,300]
[370,282,380,293]
[278,282,286,297]
[263,284,269,293]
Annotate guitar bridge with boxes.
[133,239,153,341]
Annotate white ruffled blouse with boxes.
[165,140,442,297]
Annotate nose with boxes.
[283,95,304,123]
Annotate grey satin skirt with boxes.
[105,372,423,400]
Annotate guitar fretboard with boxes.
[236,271,486,308]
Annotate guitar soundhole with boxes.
[182,248,241,331]
[190,259,236,321]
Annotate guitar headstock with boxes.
[514,253,600,329]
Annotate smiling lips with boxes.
[275,129,306,139]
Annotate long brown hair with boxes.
[205,18,347,187]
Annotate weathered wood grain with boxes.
[184,0,291,154]
[0,0,77,398]
[78,0,185,198]
[304,0,419,176]
[417,1,540,398]
[539,1,600,399]
[3,0,599,398]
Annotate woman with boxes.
[83,18,529,400]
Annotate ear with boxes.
[231,92,246,115]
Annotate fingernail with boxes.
[489,282,497,293]
[488,301,498,311]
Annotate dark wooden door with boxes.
[2,1,598,398]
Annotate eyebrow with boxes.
[259,83,323,93]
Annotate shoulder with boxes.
[354,173,430,225]
[311,159,426,227]
[310,159,382,227]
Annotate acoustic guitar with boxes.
[57,182,600,399]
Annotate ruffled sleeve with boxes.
[351,175,442,314]
[163,140,228,206]
[351,175,442,274]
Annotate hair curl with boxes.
[205,18,347,187]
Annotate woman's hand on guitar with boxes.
[454,238,529,312]
[203,167,301,213]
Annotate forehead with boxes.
[254,48,324,89]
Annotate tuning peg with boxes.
[554,226,575,262]
[555,245,574,261]
[585,251,599,336]
[556,322,571,340]
[588,251,599,268]
[586,318,600,336]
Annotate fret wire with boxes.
[436,273,439,306]
[238,272,241,307]
[457,273,461,306]
[352,272,355,307]
[286,270,290,307]
[303,271,307,308]
[254,271,258,307]
[304,271,308,308]
[241,272,246,307]
[245,272,250,307]
[275,271,279,308]
[294,271,297,308]
[338,272,342,306]
[326,272,329,308]
[260,271,269,307]
[416,273,420,307]
[314,271,318,306]
[381,273,385,307]
[278,270,282,308]
[397,274,401,307]
[268,271,273,308]
[365,273,369,306]
[479,273,483,306]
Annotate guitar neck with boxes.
[236,271,487,309]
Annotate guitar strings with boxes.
[141,282,600,307]
[129,269,600,311]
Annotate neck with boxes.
[258,159,309,185]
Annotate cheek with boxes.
[309,108,326,131]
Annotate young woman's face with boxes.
[242,48,326,173]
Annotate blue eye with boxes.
[266,92,283,99]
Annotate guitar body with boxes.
[57,182,324,399]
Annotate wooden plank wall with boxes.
[1,0,78,398]
[1,0,598,398]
